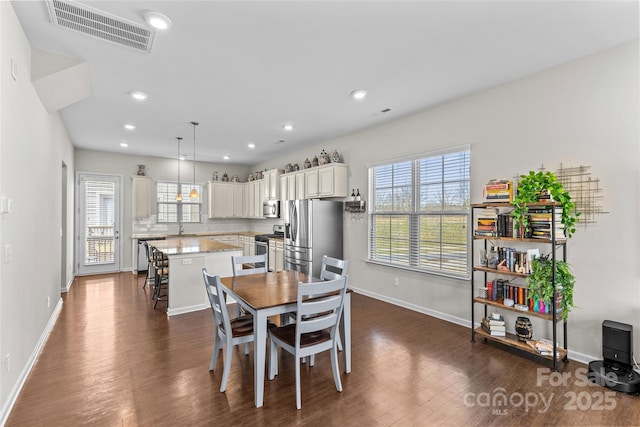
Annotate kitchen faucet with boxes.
[178,223,184,236]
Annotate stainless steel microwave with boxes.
[262,200,280,218]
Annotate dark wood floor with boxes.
[7,273,639,426]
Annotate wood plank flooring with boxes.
[6,272,639,426]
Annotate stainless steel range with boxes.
[255,224,285,271]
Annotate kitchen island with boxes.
[146,237,242,316]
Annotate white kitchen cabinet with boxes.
[295,172,305,199]
[208,182,234,218]
[263,169,280,200]
[304,169,319,198]
[233,184,244,216]
[279,164,348,202]
[209,182,245,218]
[248,180,265,218]
[280,175,288,202]
[275,240,284,272]
[248,236,256,256]
[268,239,284,272]
[132,176,152,219]
[268,240,276,271]
[318,163,348,197]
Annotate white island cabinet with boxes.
[146,238,242,316]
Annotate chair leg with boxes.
[295,356,302,410]
[210,336,222,371]
[330,346,343,392]
[220,341,233,392]
[269,339,278,380]
[336,330,343,352]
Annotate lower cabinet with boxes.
[269,239,284,272]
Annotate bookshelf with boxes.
[471,202,569,371]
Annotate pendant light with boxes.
[175,137,183,201]
[189,121,199,198]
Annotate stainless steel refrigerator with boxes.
[283,199,343,278]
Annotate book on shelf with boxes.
[484,314,505,325]
[475,208,498,236]
[526,339,561,356]
[482,318,506,331]
[481,322,506,336]
[482,180,513,203]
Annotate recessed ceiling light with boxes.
[351,89,367,100]
[145,12,172,30]
[283,124,294,132]
[247,143,256,149]
[129,90,148,101]
[123,123,136,130]
[223,155,230,160]
[120,142,128,147]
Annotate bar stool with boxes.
[142,241,155,290]
[152,248,169,309]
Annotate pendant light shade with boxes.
[189,121,199,198]
[175,137,183,201]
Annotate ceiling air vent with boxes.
[46,0,155,52]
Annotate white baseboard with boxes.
[349,285,599,365]
[0,299,63,426]
[167,303,208,317]
[61,274,75,293]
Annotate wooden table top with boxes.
[220,271,319,310]
[146,238,241,255]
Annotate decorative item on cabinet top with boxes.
[137,164,146,176]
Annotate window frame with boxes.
[156,181,203,224]
[367,146,471,279]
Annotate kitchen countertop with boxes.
[145,238,242,255]
[132,231,265,240]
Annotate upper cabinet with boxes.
[263,169,280,201]
[132,176,152,219]
[280,163,348,201]
[208,182,245,218]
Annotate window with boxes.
[368,146,470,278]
[157,182,202,223]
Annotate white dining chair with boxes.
[268,276,348,409]
[202,268,255,393]
[231,254,267,276]
[289,255,348,356]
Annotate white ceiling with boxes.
[11,1,639,166]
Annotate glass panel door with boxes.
[78,174,121,275]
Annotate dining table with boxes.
[220,270,351,408]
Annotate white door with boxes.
[77,173,121,275]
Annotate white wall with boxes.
[0,2,75,420]
[254,41,640,362]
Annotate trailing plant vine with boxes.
[511,170,579,237]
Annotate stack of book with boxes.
[481,315,506,336]
[475,208,498,237]
[482,180,513,203]
[528,207,565,239]
[527,339,560,357]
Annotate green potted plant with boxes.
[527,254,575,320]
[511,170,579,238]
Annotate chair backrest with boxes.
[231,254,267,276]
[295,276,347,349]
[202,268,231,339]
[320,255,348,281]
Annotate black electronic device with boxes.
[588,320,639,394]
[603,320,633,368]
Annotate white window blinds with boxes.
[368,147,470,278]
[157,182,202,223]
